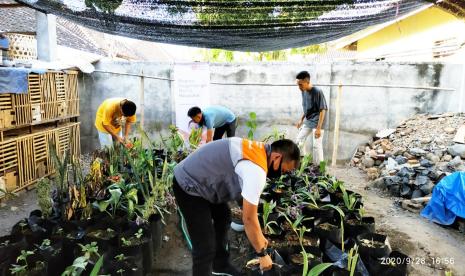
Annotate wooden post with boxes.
[331,83,342,167]
[139,70,145,129]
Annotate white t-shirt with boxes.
[235,160,267,206]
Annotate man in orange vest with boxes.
[173,138,300,276]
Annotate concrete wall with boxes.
[79,61,465,162]
[79,61,172,153]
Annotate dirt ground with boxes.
[1,165,464,275]
[329,166,465,276]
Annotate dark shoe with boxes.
[212,263,241,276]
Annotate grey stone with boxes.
[403,152,414,159]
[420,181,434,194]
[433,150,444,158]
[420,137,431,144]
[362,157,375,168]
[395,156,408,165]
[375,160,382,166]
[444,127,455,134]
[426,153,440,163]
[389,184,401,197]
[409,148,427,157]
[415,175,429,186]
[372,177,386,189]
[420,159,433,167]
[448,156,465,171]
[397,167,415,178]
[392,147,406,156]
[385,176,402,186]
[358,145,366,153]
[443,154,453,162]
[448,144,465,158]
[411,189,424,199]
[400,184,412,198]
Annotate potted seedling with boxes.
[35,238,64,275]
[314,204,345,251]
[330,245,362,276]
[344,208,375,238]
[269,175,287,201]
[62,242,103,276]
[119,228,152,274]
[102,253,143,276]
[10,250,47,276]
[0,234,26,269]
[85,227,117,252]
[356,233,392,261]
[261,200,283,238]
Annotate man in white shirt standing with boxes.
[295,71,328,163]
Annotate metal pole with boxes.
[139,69,145,129]
[331,83,342,167]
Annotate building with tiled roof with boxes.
[0,0,175,61]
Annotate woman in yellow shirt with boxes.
[94,98,136,149]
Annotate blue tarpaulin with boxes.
[0,37,8,49]
[421,172,465,225]
[0,67,46,94]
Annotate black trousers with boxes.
[213,119,237,141]
[173,178,231,276]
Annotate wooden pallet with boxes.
[0,71,79,131]
[0,122,81,196]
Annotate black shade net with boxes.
[16,0,463,51]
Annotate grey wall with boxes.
[79,61,465,162]
[79,61,172,153]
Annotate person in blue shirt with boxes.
[188,106,237,143]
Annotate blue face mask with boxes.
[267,159,282,179]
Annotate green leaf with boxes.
[126,188,138,203]
[249,112,257,120]
[90,255,104,276]
[96,201,110,212]
[307,263,333,276]
[71,256,89,269]
[108,188,122,204]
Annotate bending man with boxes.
[173,138,300,276]
[94,98,136,149]
[187,105,236,143]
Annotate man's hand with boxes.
[296,121,303,129]
[116,136,125,144]
[315,128,321,139]
[259,255,273,271]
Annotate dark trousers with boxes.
[213,119,237,141]
[173,178,231,276]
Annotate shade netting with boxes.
[17,0,461,51]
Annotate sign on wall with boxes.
[172,63,211,133]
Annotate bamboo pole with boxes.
[331,83,342,167]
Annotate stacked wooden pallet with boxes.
[0,123,81,195]
[0,70,80,199]
[0,71,79,137]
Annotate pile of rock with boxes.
[352,113,465,199]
